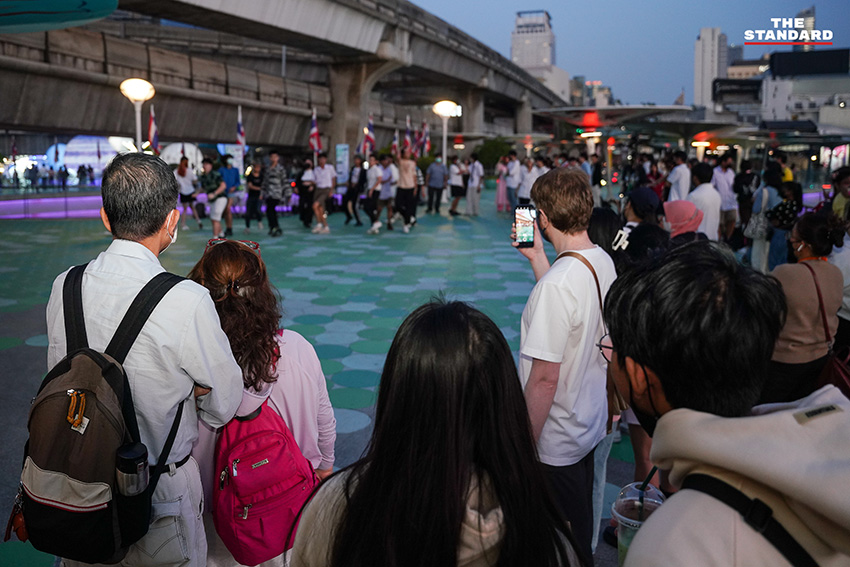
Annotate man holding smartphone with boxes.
[512,167,617,565]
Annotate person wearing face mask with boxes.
[45,153,243,567]
[759,213,845,405]
[605,242,850,567]
[511,167,617,565]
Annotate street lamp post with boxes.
[432,100,461,162]
[119,78,156,152]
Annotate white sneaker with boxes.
[392,212,403,224]
[402,224,410,233]
[367,226,379,234]
[320,225,331,234]
[371,221,382,230]
[311,224,322,233]
[410,216,417,225]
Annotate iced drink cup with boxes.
[611,482,665,566]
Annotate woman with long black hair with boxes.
[291,300,581,567]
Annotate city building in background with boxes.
[510,10,571,103]
[694,27,728,109]
[794,6,816,53]
[727,44,744,65]
[727,55,770,80]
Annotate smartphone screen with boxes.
[515,205,535,248]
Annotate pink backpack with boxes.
[213,399,319,565]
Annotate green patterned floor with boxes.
[0,193,633,565]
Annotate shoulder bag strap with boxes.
[799,262,831,343]
[62,264,90,351]
[556,251,603,313]
[682,474,819,567]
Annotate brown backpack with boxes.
[16,265,185,564]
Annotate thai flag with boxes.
[392,129,399,157]
[412,127,421,158]
[422,120,431,155]
[181,142,185,157]
[362,114,376,155]
[236,105,246,152]
[148,105,160,154]
[96,139,101,161]
[309,108,322,152]
[11,136,16,161]
[403,115,412,152]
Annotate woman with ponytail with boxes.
[759,213,845,404]
[189,238,336,566]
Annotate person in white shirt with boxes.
[174,156,201,230]
[518,158,537,205]
[506,150,521,211]
[311,152,337,234]
[49,153,243,567]
[465,153,485,216]
[448,156,465,216]
[712,153,737,241]
[687,162,722,241]
[512,167,617,565]
[666,150,690,202]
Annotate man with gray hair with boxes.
[47,153,242,566]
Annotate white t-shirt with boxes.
[449,163,463,186]
[174,169,197,196]
[469,160,485,188]
[687,183,722,241]
[313,164,336,189]
[507,159,521,188]
[518,166,539,199]
[667,163,691,202]
[301,168,315,185]
[712,166,737,211]
[519,246,615,466]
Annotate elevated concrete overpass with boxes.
[1,0,565,157]
[116,0,565,147]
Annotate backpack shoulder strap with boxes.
[62,264,90,352]
[105,272,186,364]
[682,474,819,567]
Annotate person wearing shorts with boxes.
[312,152,336,234]
[174,156,201,230]
[199,157,227,237]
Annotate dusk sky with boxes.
[414,0,850,106]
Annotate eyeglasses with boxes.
[205,238,261,257]
[596,333,614,363]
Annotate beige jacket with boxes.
[625,386,850,567]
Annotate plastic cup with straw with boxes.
[611,466,666,566]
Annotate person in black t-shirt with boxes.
[245,160,264,233]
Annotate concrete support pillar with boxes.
[328,60,400,161]
[515,92,532,134]
[461,90,485,135]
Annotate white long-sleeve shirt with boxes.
[46,239,243,465]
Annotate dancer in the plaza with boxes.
[174,155,202,230]
[291,300,581,567]
[263,150,286,237]
[219,155,240,237]
[189,238,336,567]
[312,152,336,234]
[298,159,315,229]
[448,155,464,216]
[343,155,366,226]
[200,157,228,238]
[48,153,242,566]
[396,148,417,233]
[512,167,617,564]
[373,153,395,232]
[364,153,383,234]
[464,152,484,216]
[244,159,264,234]
[495,155,509,212]
[518,157,537,205]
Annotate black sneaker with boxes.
[449,210,459,216]
[271,228,283,237]
[224,227,233,237]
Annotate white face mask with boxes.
[163,211,178,253]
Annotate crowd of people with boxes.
[27,150,850,567]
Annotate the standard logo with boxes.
[745,17,833,45]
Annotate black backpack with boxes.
[17,264,186,564]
